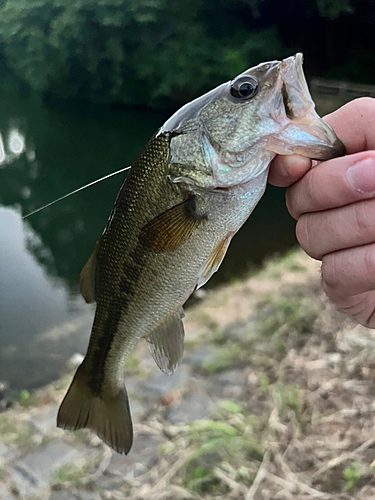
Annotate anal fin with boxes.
[146,308,185,375]
[197,232,234,289]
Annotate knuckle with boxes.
[340,97,375,119]
[321,254,341,295]
[352,97,375,113]
[285,167,320,219]
[365,306,375,329]
[285,187,298,219]
[295,217,308,248]
[295,215,319,258]
[363,245,375,281]
[353,201,372,233]
[305,168,320,207]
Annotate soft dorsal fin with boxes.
[140,196,206,253]
[196,232,234,289]
[145,308,185,375]
[80,241,101,303]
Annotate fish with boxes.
[57,53,345,454]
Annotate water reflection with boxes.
[8,128,26,155]
[0,133,4,164]
[0,127,28,166]
[0,206,93,391]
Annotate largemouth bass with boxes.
[57,54,344,454]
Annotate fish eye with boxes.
[230,76,259,100]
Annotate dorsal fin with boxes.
[140,196,206,253]
[145,308,185,375]
[80,240,101,303]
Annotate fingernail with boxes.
[347,158,375,193]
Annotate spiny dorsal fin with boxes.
[140,196,206,253]
[146,308,185,375]
[80,240,101,303]
[196,233,234,289]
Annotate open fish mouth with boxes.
[274,53,346,160]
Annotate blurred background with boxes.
[1,2,375,498]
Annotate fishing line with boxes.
[23,165,131,219]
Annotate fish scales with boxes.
[57,54,345,454]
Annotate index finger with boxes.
[324,97,375,154]
[286,151,375,219]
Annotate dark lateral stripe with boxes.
[88,241,147,397]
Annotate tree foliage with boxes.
[0,0,373,109]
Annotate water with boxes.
[0,84,299,393]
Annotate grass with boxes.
[0,415,35,448]
[257,295,318,338]
[203,343,243,373]
[52,459,93,486]
[271,382,305,423]
[161,403,267,496]
[259,249,308,280]
[201,293,317,373]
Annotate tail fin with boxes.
[57,364,133,454]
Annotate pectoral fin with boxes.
[146,308,185,375]
[197,233,234,289]
[140,196,206,253]
[80,240,101,303]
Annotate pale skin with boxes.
[268,97,375,328]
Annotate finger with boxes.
[322,243,375,299]
[268,154,312,187]
[324,97,375,154]
[286,152,375,219]
[324,287,375,329]
[296,198,375,260]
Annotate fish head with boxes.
[162,53,344,189]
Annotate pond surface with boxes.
[0,83,303,393]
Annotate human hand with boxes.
[269,97,375,327]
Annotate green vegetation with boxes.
[0,0,372,109]
[203,343,243,373]
[18,389,40,408]
[343,461,363,491]
[271,382,305,422]
[53,460,93,485]
[258,295,318,338]
[0,415,35,448]
[183,408,265,494]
